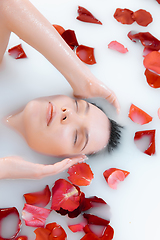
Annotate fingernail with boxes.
[79,156,88,163]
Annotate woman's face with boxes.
[9,95,111,156]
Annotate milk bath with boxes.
[0,0,160,239]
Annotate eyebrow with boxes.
[80,101,90,151]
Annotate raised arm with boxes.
[0,155,86,180]
[0,0,120,111]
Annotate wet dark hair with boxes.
[89,102,123,154]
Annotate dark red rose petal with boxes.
[128,31,160,51]
[134,130,156,156]
[0,207,22,240]
[83,213,110,226]
[143,51,160,74]
[22,204,51,227]
[8,44,27,59]
[76,45,96,65]
[103,168,130,189]
[128,104,153,124]
[51,179,81,211]
[77,6,102,25]
[23,185,51,208]
[132,9,153,26]
[145,68,160,88]
[67,163,94,186]
[156,0,160,4]
[15,237,28,240]
[52,24,65,35]
[100,225,114,240]
[61,30,79,49]
[108,41,128,53]
[114,8,134,24]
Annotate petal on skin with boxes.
[51,179,81,211]
[134,130,156,156]
[61,30,79,49]
[83,213,110,226]
[67,163,94,186]
[77,6,102,25]
[23,185,51,208]
[100,225,114,240]
[114,8,134,24]
[128,31,160,51]
[145,69,160,88]
[128,104,153,124]
[132,9,153,26]
[143,51,160,74]
[0,207,22,240]
[76,45,96,65]
[108,41,128,53]
[8,44,27,59]
[52,24,65,35]
[103,168,130,189]
[22,204,51,227]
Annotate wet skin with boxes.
[6,95,111,156]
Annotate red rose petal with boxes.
[108,41,128,53]
[128,31,160,51]
[81,232,100,240]
[67,163,94,186]
[76,45,96,65]
[52,24,65,35]
[68,223,85,233]
[134,130,156,156]
[23,185,51,208]
[51,179,81,211]
[156,0,160,3]
[61,30,79,49]
[143,51,160,74]
[8,44,27,59]
[77,6,102,25]
[0,207,22,240]
[15,237,28,240]
[83,213,110,226]
[158,108,160,119]
[103,168,130,189]
[34,228,51,240]
[128,104,153,124]
[46,222,67,239]
[22,204,51,227]
[132,9,153,26]
[114,8,134,24]
[100,225,114,240]
[145,68,160,88]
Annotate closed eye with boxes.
[75,99,78,112]
[74,130,78,145]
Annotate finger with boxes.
[100,86,120,113]
[42,155,87,177]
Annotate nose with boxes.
[61,107,84,124]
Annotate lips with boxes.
[46,102,56,126]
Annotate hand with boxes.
[72,76,120,113]
[0,155,87,180]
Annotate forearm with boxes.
[1,0,92,88]
[0,156,41,180]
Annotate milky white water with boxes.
[0,0,160,239]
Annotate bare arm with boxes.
[0,0,120,111]
[0,155,86,180]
